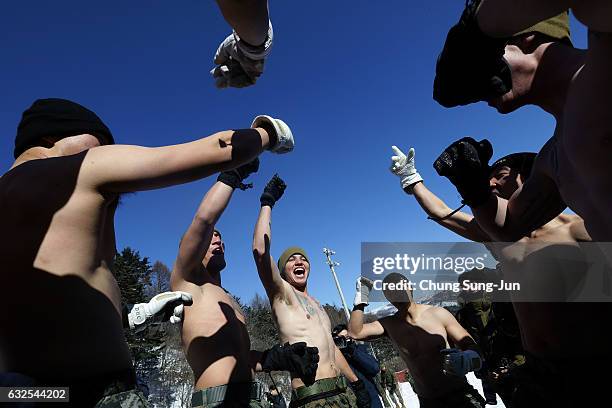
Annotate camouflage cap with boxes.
[515,12,571,44]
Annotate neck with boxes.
[291,284,308,295]
[203,267,222,286]
[396,302,418,318]
[530,42,586,119]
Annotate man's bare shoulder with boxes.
[425,305,453,321]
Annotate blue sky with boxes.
[0,1,587,308]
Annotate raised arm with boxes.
[252,174,288,301]
[389,145,489,242]
[216,0,269,46]
[348,278,386,341]
[212,1,273,88]
[171,159,259,287]
[83,116,292,194]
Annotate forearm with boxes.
[253,206,272,257]
[335,346,358,382]
[216,0,269,45]
[348,307,365,339]
[413,182,489,242]
[193,182,234,225]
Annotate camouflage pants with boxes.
[94,389,150,408]
[193,399,267,408]
[289,391,353,408]
[418,385,485,408]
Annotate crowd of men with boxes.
[1,0,611,407]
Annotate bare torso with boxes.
[495,214,611,359]
[174,277,253,390]
[379,305,467,398]
[547,32,612,240]
[272,284,339,389]
[0,152,132,381]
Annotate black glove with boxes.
[217,157,260,190]
[260,174,286,208]
[262,342,319,386]
[433,137,493,207]
[433,0,511,107]
[349,379,371,408]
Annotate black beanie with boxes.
[14,98,114,158]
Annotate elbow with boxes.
[252,245,266,264]
[193,212,216,228]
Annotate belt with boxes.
[291,376,347,404]
[192,382,263,406]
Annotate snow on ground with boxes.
[398,372,506,408]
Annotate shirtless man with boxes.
[0,98,293,407]
[171,161,319,407]
[348,273,485,408]
[392,144,609,405]
[212,0,274,88]
[252,175,371,408]
[434,1,612,241]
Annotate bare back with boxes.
[379,305,467,398]
[172,277,253,390]
[0,152,132,381]
[272,283,339,389]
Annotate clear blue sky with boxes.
[0,1,587,307]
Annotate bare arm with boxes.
[252,206,287,301]
[435,307,478,351]
[335,346,358,382]
[216,0,269,45]
[411,182,490,242]
[171,182,234,288]
[83,128,269,194]
[348,307,386,341]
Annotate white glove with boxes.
[354,277,374,307]
[128,291,193,332]
[252,115,294,154]
[389,146,423,193]
[210,21,273,88]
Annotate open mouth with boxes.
[293,267,306,278]
[212,246,223,255]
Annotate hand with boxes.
[210,22,273,89]
[441,348,482,376]
[252,115,294,154]
[390,145,423,193]
[262,342,320,386]
[260,174,287,208]
[354,277,374,307]
[433,137,493,207]
[433,0,511,107]
[128,291,193,332]
[217,157,260,190]
[349,379,371,408]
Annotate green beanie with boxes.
[515,12,571,44]
[277,247,309,275]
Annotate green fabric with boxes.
[515,12,571,43]
[94,389,150,408]
[193,399,267,408]
[277,247,309,273]
[289,390,353,408]
[292,376,347,401]
[192,382,263,407]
